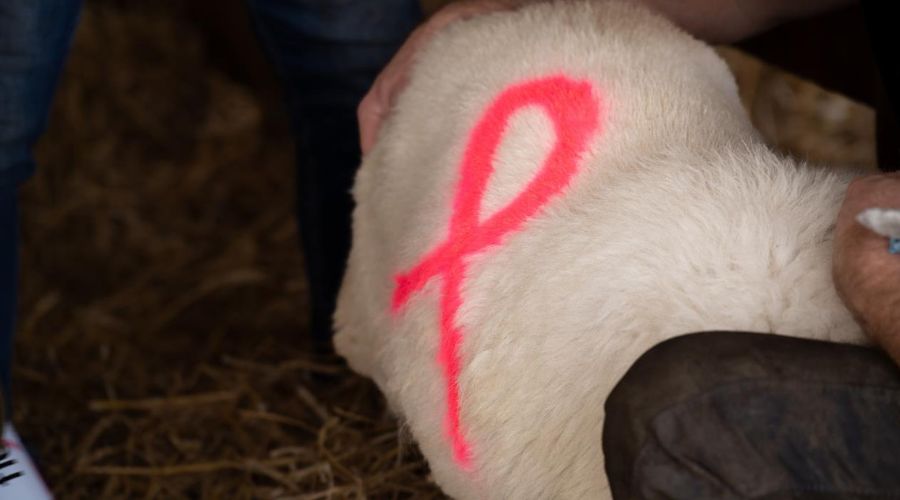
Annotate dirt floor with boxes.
[11,1,875,499]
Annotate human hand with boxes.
[357,0,523,155]
[833,173,900,364]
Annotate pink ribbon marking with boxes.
[391,75,602,468]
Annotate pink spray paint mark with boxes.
[391,75,602,468]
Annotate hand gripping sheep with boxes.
[334,1,867,498]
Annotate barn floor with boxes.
[12,1,875,498]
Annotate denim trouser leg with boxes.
[0,1,82,413]
[246,0,421,343]
[0,191,16,415]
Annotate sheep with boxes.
[333,1,868,498]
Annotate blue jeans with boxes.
[0,0,421,412]
[1,0,84,412]
[245,0,421,345]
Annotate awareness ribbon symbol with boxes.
[391,75,602,468]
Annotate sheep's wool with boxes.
[334,2,867,498]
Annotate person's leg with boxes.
[0,192,17,416]
[0,0,82,411]
[0,2,81,495]
[245,0,421,344]
[603,331,900,500]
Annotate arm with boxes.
[646,0,854,43]
[357,0,854,154]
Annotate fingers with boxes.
[844,172,900,212]
[836,174,900,248]
[358,0,524,156]
[835,174,900,279]
[832,173,900,362]
[358,21,427,154]
[358,75,389,155]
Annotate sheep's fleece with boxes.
[334,1,868,498]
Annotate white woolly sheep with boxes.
[334,1,868,498]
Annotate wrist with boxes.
[635,0,772,43]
